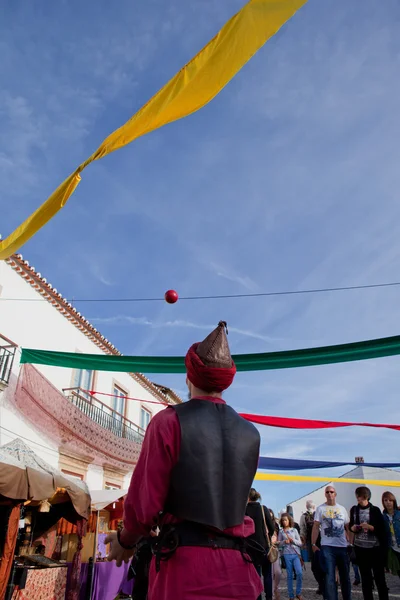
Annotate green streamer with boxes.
[20,334,400,374]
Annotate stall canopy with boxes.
[91,489,128,512]
[0,438,91,519]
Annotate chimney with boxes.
[355,457,364,464]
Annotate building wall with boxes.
[287,466,400,523]
[0,259,175,491]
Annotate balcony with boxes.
[16,365,142,469]
[0,334,17,390]
[63,388,145,444]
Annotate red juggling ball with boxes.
[164,290,179,304]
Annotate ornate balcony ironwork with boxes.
[63,388,145,444]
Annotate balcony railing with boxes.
[63,388,145,444]
[0,334,17,387]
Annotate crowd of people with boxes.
[248,484,400,600]
[104,322,400,600]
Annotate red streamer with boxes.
[84,389,400,432]
[239,413,400,432]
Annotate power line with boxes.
[0,425,60,457]
[1,280,400,303]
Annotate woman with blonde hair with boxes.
[382,491,400,578]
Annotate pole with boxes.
[86,510,99,600]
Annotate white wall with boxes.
[0,376,60,467]
[86,464,105,490]
[0,260,173,492]
[123,473,133,490]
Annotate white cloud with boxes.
[208,261,259,292]
[89,314,279,343]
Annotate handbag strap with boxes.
[283,529,302,559]
[261,505,271,545]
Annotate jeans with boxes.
[352,564,360,583]
[283,553,302,598]
[309,544,326,591]
[355,546,388,600]
[321,546,351,600]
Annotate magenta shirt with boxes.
[120,396,262,600]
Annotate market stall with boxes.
[0,438,90,600]
[64,489,132,600]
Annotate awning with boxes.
[0,438,91,520]
[91,489,128,512]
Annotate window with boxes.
[140,407,151,430]
[61,469,84,481]
[105,482,122,490]
[59,454,88,481]
[112,385,127,421]
[72,368,93,395]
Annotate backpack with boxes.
[304,511,315,542]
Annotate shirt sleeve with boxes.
[292,528,302,547]
[343,507,350,525]
[314,506,321,524]
[119,407,180,546]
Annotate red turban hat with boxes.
[185,321,236,393]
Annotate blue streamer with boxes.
[258,456,400,471]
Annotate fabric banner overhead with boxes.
[258,457,400,470]
[20,333,400,373]
[243,414,400,432]
[0,0,307,259]
[254,473,400,487]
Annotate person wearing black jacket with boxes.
[246,488,276,600]
[349,486,389,600]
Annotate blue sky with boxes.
[2,0,400,513]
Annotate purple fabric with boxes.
[92,561,131,599]
[97,533,107,559]
[66,563,88,600]
[121,573,134,595]
[66,561,132,600]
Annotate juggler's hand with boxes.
[105,532,136,567]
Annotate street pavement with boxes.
[275,567,400,599]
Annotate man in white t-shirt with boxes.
[311,486,351,600]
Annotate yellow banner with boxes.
[0,0,307,259]
[255,472,400,487]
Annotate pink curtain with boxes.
[0,505,21,600]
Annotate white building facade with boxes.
[0,254,181,492]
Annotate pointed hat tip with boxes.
[217,320,228,334]
[196,320,232,368]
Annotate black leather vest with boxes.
[164,399,260,531]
